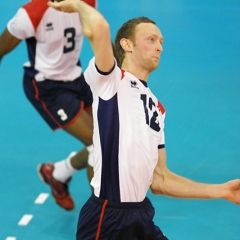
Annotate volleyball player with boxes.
[0,0,97,211]
[41,0,240,239]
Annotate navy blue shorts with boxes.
[23,73,93,130]
[76,194,168,240]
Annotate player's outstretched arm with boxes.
[150,148,240,205]
[48,0,114,72]
[0,28,21,64]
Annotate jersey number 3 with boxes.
[63,28,76,53]
[141,94,160,132]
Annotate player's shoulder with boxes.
[22,0,49,18]
[21,0,49,30]
[22,0,49,10]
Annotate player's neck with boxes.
[121,61,150,82]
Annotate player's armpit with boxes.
[150,148,168,195]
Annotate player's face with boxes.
[132,23,163,71]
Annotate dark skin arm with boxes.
[0,28,22,63]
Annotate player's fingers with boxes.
[47,1,60,8]
[47,1,68,11]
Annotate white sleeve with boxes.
[158,112,165,147]
[7,8,35,40]
[159,131,165,147]
[84,57,122,100]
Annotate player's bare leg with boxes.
[38,108,94,210]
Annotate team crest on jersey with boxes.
[46,23,54,31]
[130,80,139,89]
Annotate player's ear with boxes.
[120,38,133,53]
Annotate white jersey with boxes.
[85,58,166,202]
[7,0,97,81]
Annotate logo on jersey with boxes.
[46,23,54,31]
[130,80,139,89]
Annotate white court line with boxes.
[18,214,33,226]
[5,237,16,240]
[34,193,49,204]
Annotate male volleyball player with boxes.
[37,0,240,239]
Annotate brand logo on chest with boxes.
[130,80,139,89]
[46,22,54,31]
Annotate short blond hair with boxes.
[114,17,156,67]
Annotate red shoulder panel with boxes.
[22,0,49,31]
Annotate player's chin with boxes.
[151,61,159,71]
[152,58,160,65]
[146,60,159,72]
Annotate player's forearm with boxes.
[74,1,108,40]
[151,170,226,200]
[0,32,7,62]
[0,44,6,64]
[0,46,7,63]
[76,1,114,72]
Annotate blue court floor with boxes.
[0,0,240,239]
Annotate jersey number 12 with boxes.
[140,94,160,132]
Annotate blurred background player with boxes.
[0,0,97,211]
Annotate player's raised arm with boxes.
[48,0,114,72]
[0,28,22,64]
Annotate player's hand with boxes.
[48,0,80,13]
[224,179,240,205]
